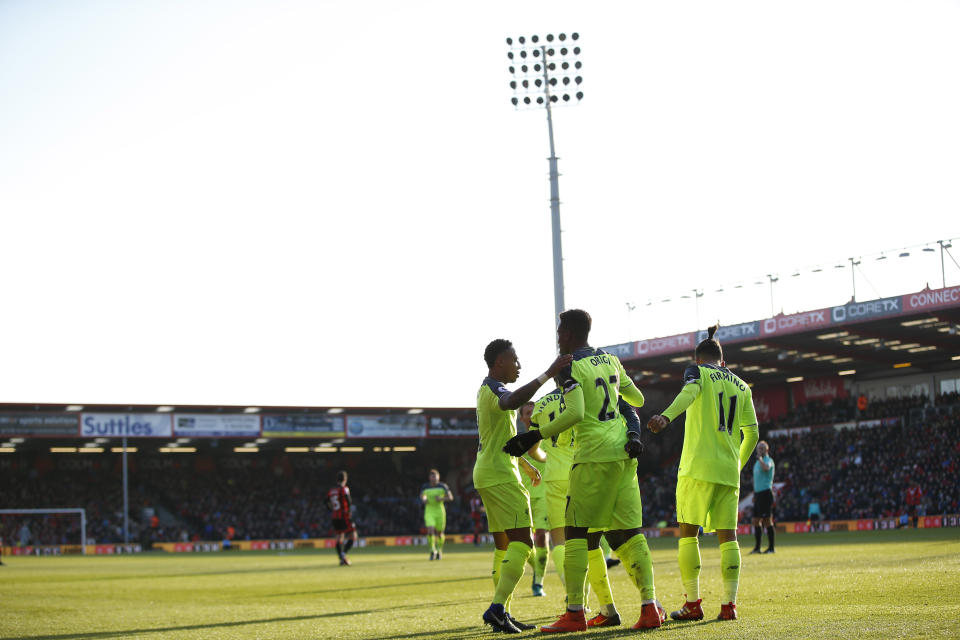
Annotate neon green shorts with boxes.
[478,481,532,533]
[424,510,446,532]
[530,494,549,531]
[676,476,739,532]
[545,479,569,531]
[565,458,643,530]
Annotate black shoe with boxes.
[605,557,621,569]
[483,605,520,634]
[506,613,535,630]
[749,548,761,554]
[763,548,775,554]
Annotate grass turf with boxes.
[1,528,958,639]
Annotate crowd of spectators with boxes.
[749,410,960,523]
[4,392,958,546]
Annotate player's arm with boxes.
[497,354,573,411]
[526,442,547,462]
[443,483,454,502]
[519,456,542,486]
[503,369,583,455]
[420,486,428,504]
[739,392,760,470]
[621,398,645,458]
[648,366,702,433]
[759,457,772,471]
[617,358,645,408]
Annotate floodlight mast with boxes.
[507,33,583,324]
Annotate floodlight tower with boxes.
[506,33,584,321]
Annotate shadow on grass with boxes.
[4,600,481,640]
[263,574,490,597]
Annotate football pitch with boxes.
[2,528,958,640]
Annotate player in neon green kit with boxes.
[531,388,623,626]
[420,469,453,560]
[518,402,550,597]
[647,324,759,622]
[476,338,571,634]
[505,309,663,632]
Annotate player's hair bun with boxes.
[707,323,720,341]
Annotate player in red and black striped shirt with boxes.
[327,470,357,565]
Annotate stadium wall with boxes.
[4,515,958,556]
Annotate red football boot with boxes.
[541,609,587,633]
[717,602,737,620]
[631,602,663,629]
[669,598,704,621]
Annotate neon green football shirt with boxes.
[532,388,575,482]
[559,347,643,464]
[421,482,451,516]
[473,377,523,489]
[663,364,759,487]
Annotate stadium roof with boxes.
[601,284,960,391]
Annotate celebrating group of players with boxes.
[473,309,760,633]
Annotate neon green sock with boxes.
[534,545,549,584]
[552,543,566,587]
[563,538,588,608]
[587,547,615,610]
[492,548,505,588]
[719,540,741,604]
[437,533,445,552]
[678,536,701,601]
[493,542,531,606]
[616,533,656,601]
[599,535,613,559]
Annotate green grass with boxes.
[2,528,958,639]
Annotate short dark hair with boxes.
[484,339,513,368]
[337,470,348,484]
[559,309,592,341]
[695,323,723,361]
[429,468,439,476]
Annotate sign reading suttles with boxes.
[174,414,261,438]
[81,414,173,437]
[347,414,427,438]
[0,413,79,436]
[261,414,345,438]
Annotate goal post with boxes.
[0,508,87,555]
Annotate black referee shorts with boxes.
[754,489,774,519]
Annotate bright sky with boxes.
[1,0,958,408]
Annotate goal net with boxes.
[0,508,87,555]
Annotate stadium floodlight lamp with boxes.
[10,437,24,444]
[838,369,856,376]
[315,446,337,453]
[176,438,191,444]
[243,407,261,413]
[812,267,823,273]
[506,31,584,322]
[235,446,258,453]
[111,447,138,453]
[156,406,174,413]
[407,408,424,414]
[65,405,83,411]
[0,447,16,453]
[285,447,310,453]
[328,408,344,414]
[394,446,417,452]
[94,437,110,444]
[876,254,887,261]
[786,376,804,383]
[79,447,104,454]
[340,446,364,452]
[51,447,77,453]
[255,438,269,444]
[899,251,910,258]
[923,246,936,252]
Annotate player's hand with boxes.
[503,429,542,456]
[624,432,645,458]
[647,415,669,433]
[527,468,542,487]
[544,354,573,378]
